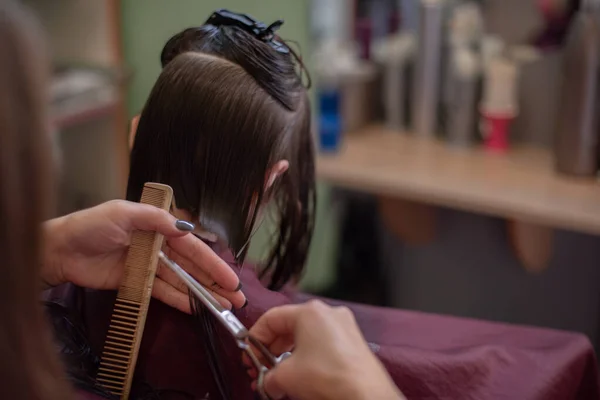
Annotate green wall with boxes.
[120,0,338,291]
[121,0,310,114]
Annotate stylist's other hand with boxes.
[41,200,246,313]
[248,300,405,400]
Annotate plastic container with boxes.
[444,47,481,147]
[480,57,519,152]
[554,0,600,176]
[374,33,416,131]
[411,0,445,137]
[318,89,342,152]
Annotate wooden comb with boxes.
[96,183,173,398]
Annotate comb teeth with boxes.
[97,183,173,399]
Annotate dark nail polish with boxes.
[235,281,243,291]
[241,298,248,309]
[175,220,195,232]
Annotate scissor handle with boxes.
[276,351,291,363]
[242,336,292,400]
[257,366,271,400]
[247,335,279,366]
[256,352,292,400]
[256,351,292,400]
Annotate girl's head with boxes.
[127,11,315,290]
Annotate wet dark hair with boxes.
[128,22,315,291]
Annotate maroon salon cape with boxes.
[57,261,598,400]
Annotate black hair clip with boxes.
[205,9,289,54]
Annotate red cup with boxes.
[480,110,515,153]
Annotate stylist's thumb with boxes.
[264,357,296,400]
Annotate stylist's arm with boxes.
[249,300,406,400]
[40,200,246,313]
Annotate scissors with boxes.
[158,251,290,400]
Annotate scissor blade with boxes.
[158,251,223,311]
[158,251,249,339]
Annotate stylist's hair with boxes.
[0,2,72,399]
[128,22,315,290]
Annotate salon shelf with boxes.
[316,126,600,236]
[28,0,130,199]
[51,66,128,130]
[53,99,119,130]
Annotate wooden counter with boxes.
[316,126,600,236]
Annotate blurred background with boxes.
[26,0,600,348]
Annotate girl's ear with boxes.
[128,114,141,150]
[265,160,289,190]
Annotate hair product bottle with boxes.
[480,56,519,152]
[374,33,416,131]
[445,47,481,147]
[411,0,445,138]
[554,0,600,177]
[443,2,483,146]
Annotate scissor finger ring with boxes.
[256,352,292,399]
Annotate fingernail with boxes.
[235,281,243,291]
[241,298,248,309]
[175,220,195,232]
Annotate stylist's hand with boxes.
[248,300,405,400]
[41,200,246,313]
